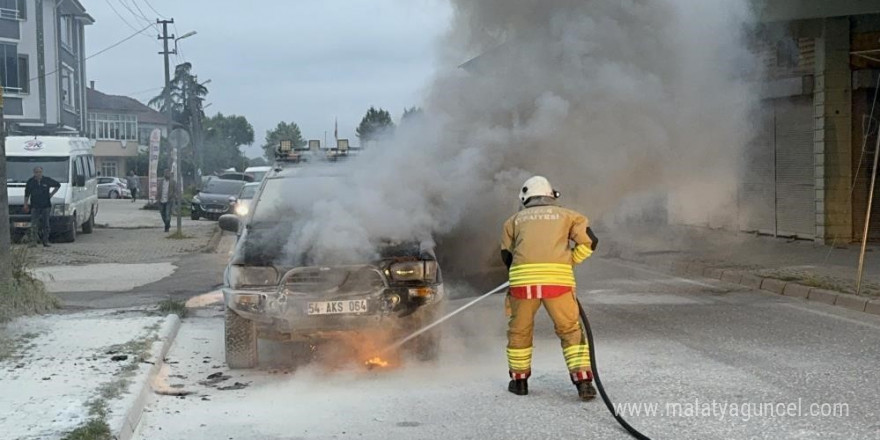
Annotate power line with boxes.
[142,0,166,19]
[28,23,154,85]
[102,0,153,41]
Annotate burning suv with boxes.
[218,166,445,369]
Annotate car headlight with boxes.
[235,204,249,216]
[228,265,278,288]
[52,204,66,216]
[388,260,438,282]
[192,195,201,204]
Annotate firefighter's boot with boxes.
[575,380,597,401]
[508,379,528,396]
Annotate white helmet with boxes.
[520,176,559,204]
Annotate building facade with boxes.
[740,1,880,243]
[86,86,167,178]
[1,0,92,135]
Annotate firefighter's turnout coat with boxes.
[500,197,595,382]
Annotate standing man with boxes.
[500,176,599,400]
[23,167,61,247]
[127,169,140,203]
[158,169,176,232]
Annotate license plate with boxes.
[13,222,30,228]
[306,299,368,315]
[207,209,224,213]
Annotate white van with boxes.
[244,165,271,182]
[6,136,99,243]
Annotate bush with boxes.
[0,245,59,323]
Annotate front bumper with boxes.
[223,285,444,339]
[192,203,231,216]
[9,214,75,234]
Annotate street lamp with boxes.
[174,31,197,54]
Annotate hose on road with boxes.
[577,297,652,440]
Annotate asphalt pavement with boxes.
[132,257,880,440]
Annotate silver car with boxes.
[97,177,131,199]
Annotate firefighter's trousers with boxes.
[506,291,592,383]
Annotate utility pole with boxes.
[157,18,181,235]
[0,86,11,283]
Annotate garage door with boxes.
[774,97,815,239]
[739,97,815,239]
[739,106,776,235]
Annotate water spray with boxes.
[384,281,653,440]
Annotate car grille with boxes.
[201,204,229,212]
[8,205,25,215]
[284,266,386,297]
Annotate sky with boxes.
[84,0,453,158]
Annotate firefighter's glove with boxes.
[572,244,593,264]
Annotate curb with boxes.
[113,314,182,440]
[202,225,223,253]
[667,260,880,316]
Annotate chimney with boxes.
[90,80,95,90]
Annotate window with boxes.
[87,113,139,141]
[86,155,96,178]
[0,43,19,91]
[60,16,75,50]
[0,0,22,20]
[74,156,86,186]
[16,54,27,93]
[101,161,118,178]
[61,67,73,110]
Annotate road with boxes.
[29,199,229,309]
[133,258,880,440]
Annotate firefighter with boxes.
[500,176,599,400]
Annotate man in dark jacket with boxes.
[24,166,61,247]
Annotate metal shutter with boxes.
[740,107,776,235]
[774,97,815,239]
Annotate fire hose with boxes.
[386,281,653,440]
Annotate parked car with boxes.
[244,166,271,182]
[191,179,246,221]
[97,177,132,199]
[217,172,255,182]
[6,136,99,243]
[218,166,445,369]
[232,182,261,217]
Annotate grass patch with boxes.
[61,419,111,440]
[66,329,160,439]
[0,245,59,323]
[157,298,188,318]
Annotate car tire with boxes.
[109,191,119,199]
[59,215,77,243]
[191,211,200,221]
[82,210,94,234]
[225,308,258,369]
[403,309,442,362]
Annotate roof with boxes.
[87,88,168,125]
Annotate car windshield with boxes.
[239,185,259,199]
[250,171,267,181]
[250,174,342,226]
[204,180,245,195]
[6,157,70,184]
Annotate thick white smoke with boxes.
[276,0,759,281]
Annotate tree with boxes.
[400,106,424,126]
[202,113,255,174]
[248,157,269,167]
[262,121,306,161]
[356,106,395,143]
[149,62,208,129]
[0,97,10,282]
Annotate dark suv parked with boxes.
[218,166,445,369]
